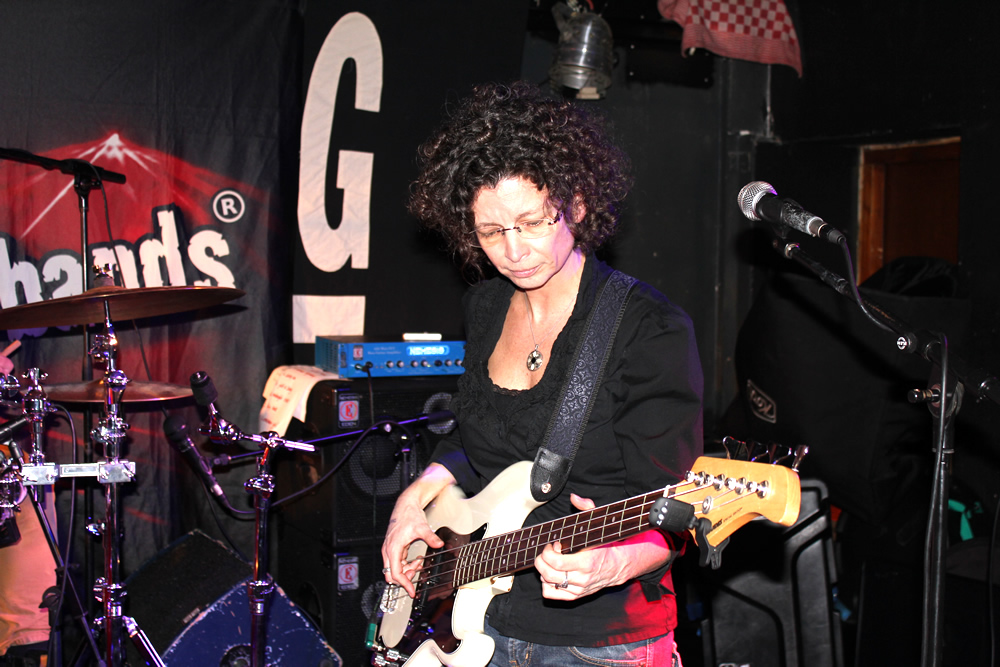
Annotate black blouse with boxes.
[431,254,704,647]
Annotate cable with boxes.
[990,488,999,667]
[837,236,895,334]
[50,404,78,665]
[271,419,401,509]
[920,332,949,664]
[201,480,250,560]
[365,372,378,544]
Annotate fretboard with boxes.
[451,486,674,587]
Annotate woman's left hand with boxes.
[534,493,671,600]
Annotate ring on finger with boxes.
[382,566,391,574]
[556,571,569,589]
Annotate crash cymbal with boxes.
[0,285,244,329]
[45,379,193,404]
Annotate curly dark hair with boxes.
[408,81,632,278]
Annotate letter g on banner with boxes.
[294,12,382,343]
[298,12,382,273]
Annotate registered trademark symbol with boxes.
[212,189,246,223]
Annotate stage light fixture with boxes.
[549,2,614,100]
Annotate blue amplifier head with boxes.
[315,336,465,378]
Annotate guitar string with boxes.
[433,493,677,592]
[389,479,728,603]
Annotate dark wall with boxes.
[521,28,771,433]
[955,3,1000,514]
[760,1,1000,476]
[770,2,961,142]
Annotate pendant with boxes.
[526,346,543,372]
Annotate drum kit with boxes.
[0,279,306,667]
[0,146,331,666]
[0,148,441,667]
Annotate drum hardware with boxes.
[0,295,243,667]
[9,360,162,666]
[1,374,105,666]
[0,148,245,666]
[72,302,164,667]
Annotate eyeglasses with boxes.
[468,217,560,248]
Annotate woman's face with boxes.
[471,177,583,293]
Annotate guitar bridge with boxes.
[379,583,401,613]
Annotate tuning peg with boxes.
[768,443,791,465]
[791,444,809,471]
[748,440,771,462]
[720,436,739,459]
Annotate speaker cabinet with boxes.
[275,376,459,667]
[675,479,843,667]
[733,270,970,526]
[124,530,338,666]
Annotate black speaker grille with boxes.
[279,376,457,546]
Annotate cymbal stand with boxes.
[200,404,315,667]
[85,305,163,667]
[76,170,102,636]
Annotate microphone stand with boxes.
[194,382,451,667]
[774,238,1000,667]
[200,409,315,667]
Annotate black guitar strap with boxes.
[529,269,638,502]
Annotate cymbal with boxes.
[0,285,244,329]
[45,379,193,404]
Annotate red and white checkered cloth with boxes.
[658,0,802,76]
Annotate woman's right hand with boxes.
[381,463,455,598]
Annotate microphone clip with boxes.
[203,405,244,445]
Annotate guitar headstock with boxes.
[676,455,802,552]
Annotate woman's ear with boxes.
[569,195,587,224]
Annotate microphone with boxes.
[0,416,28,443]
[738,181,846,244]
[163,415,225,499]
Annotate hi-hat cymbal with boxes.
[0,285,244,329]
[45,379,193,404]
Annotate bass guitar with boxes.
[374,455,802,667]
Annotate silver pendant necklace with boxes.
[523,291,571,372]
[527,346,544,372]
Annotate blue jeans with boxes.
[483,617,681,666]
